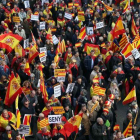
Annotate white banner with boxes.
[24,39,29,49]
[96,22,104,29]
[52,35,59,45]
[48,115,62,124]
[19,124,30,135]
[24,1,30,8]
[87,27,94,35]
[131,48,140,59]
[64,12,72,20]
[122,136,135,140]
[57,76,65,82]
[40,47,47,56]
[40,55,46,62]
[31,15,39,21]
[54,85,61,97]
[40,22,45,30]
[66,83,75,93]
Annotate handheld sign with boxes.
[39,52,46,63]
[66,83,75,93]
[87,27,94,35]
[52,106,65,114]
[40,22,46,30]
[122,136,135,140]
[40,47,47,56]
[48,115,62,124]
[19,124,30,135]
[24,39,29,49]
[57,76,65,82]
[64,12,72,20]
[52,35,59,45]
[96,22,104,29]
[24,1,30,8]
[54,85,61,97]
[131,48,140,59]
[31,15,39,21]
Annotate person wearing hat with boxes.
[2,125,17,140]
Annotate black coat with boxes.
[92,123,107,140]
[84,55,93,71]
[2,130,16,140]
[135,79,140,102]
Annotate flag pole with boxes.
[74,133,77,140]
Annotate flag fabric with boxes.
[0,33,23,52]
[121,43,134,58]
[21,136,26,140]
[123,86,136,105]
[93,86,106,96]
[28,45,39,63]
[64,113,83,137]
[123,0,130,13]
[14,44,25,57]
[136,38,140,49]
[78,27,86,40]
[24,61,31,76]
[39,118,49,128]
[75,42,82,48]
[131,17,138,37]
[23,114,32,136]
[113,124,120,131]
[90,101,99,113]
[84,43,100,56]
[112,16,125,39]
[123,119,132,137]
[133,33,139,43]
[101,1,113,11]
[4,72,22,107]
[31,31,38,49]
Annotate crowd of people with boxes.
[0,0,140,140]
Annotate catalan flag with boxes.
[133,33,139,43]
[119,34,129,49]
[131,17,138,37]
[39,118,49,128]
[123,86,136,105]
[0,33,22,52]
[28,45,39,63]
[123,119,132,137]
[23,114,32,136]
[78,26,86,40]
[101,1,113,11]
[56,39,66,54]
[122,0,130,13]
[112,16,125,39]
[4,72,22,107]
[84,43,100,56]
[24,61,31,76]
[121,43,133,58]
[93,86,106,96]
[14,44,25,57]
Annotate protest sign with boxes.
[64,12,72,20]
[87,27,94,35]
[40,22,45,30]
[57,76,65,82]
[54,69,66,77]
[24,39,29,49]
[24,1,30,8]
[19,124,30,135]
[122,136,135,140]
[48,115,62,124]
[39,52,46,62]
[31,15,39,21]
[131,48,140,59]
[96,22,104,29]
[52,106,65,114]
[52,35,59,45]
[13,16,20,23]
[66,83,75,93]
[54,85,61,97]
[40,47,47,56]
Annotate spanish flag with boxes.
[14,44,25,57]
[121,43,133,58]
[4,72,22,107]
[122,0,130,13]
[31,31,38,49]
[131,17,138,37]
[0,33,22,52]
[123,86,136,105]
[64,113,83,137]
[24,61,31,76]
[84,43,100,56]
[101,1,113,11]
[75,42,82,48]
[78,26,86,40]
[112,16,125,39]
[113,124,120,131]
[28,45,39,63]
[23,114,32,136]
[123,119,132,137]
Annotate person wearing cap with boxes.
[2,125,17,140]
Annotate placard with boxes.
[64,12,72,20]
[131,48,140,59]
[96,22,104,29]
[13,16,20,23]
[24,39,29,49]
[39,52,46,62]
[57,76,65,82]
[48,115,62,124]
[24,1,30,8]
[40,47,47,56]
[40,22,45,30]
[31,15,39,21]
[122,136,135,140]
[19,124,30,135]
[54,69,66,77]
[52,106,65,114]
[54,85,61,97]
[87,27,94,35]
[52,35,59,45]
[66,83,75,93]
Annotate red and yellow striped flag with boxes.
[14,44,25,57]
[24,61,31,76]
[75,42,81,48]
[101,1,113,11]
[40,118,49,128]
[93,86,106,96]
[123,0,130,13]
[121,43,133,58]
[78,27,86,40]
[123,119,132,137]
[131,17,138,37]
